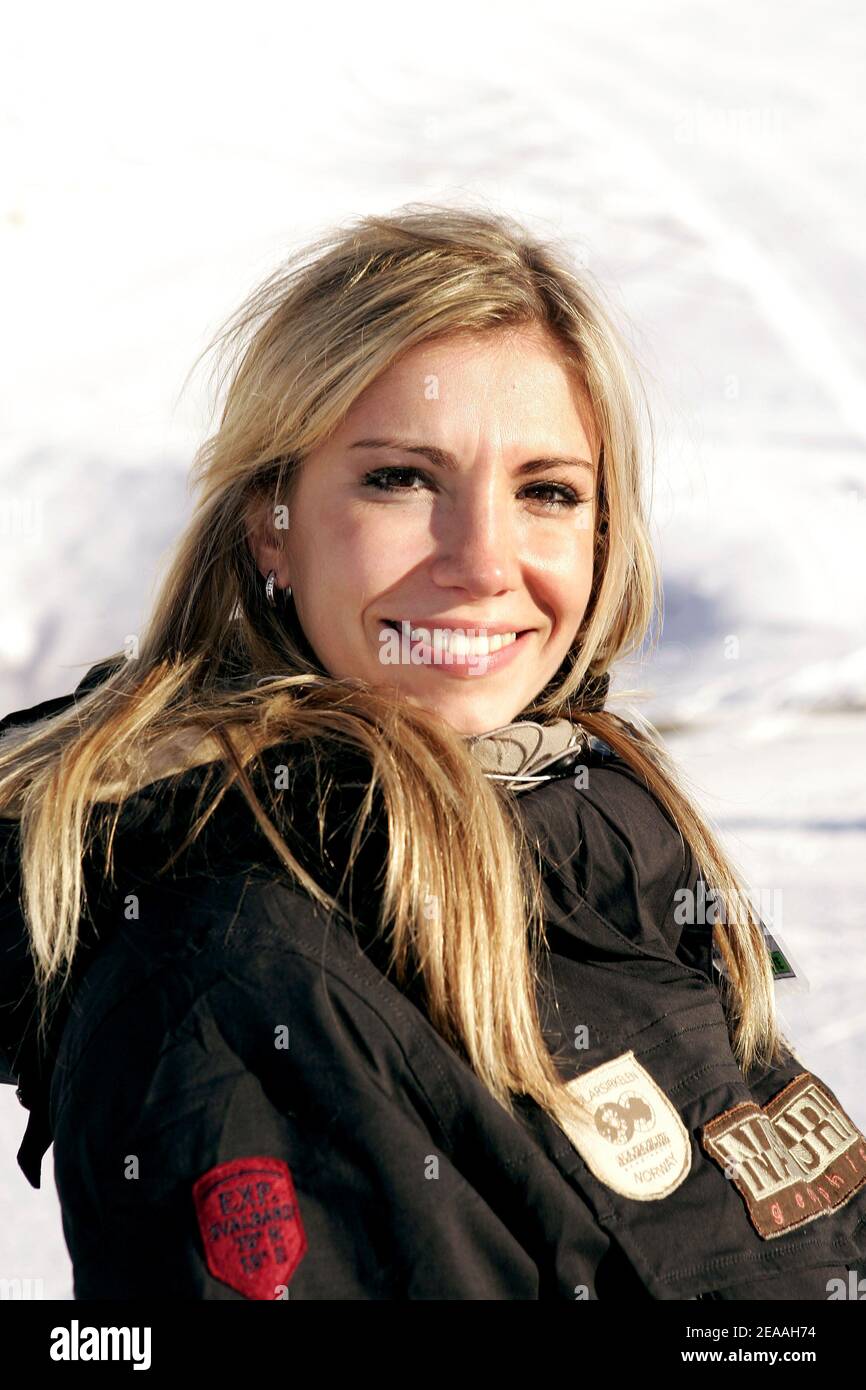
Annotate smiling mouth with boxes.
[380,620,529,655]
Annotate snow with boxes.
[1,0,864,1298]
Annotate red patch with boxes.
[193,1156,307,1298]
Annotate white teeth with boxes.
[406,626,518,656]
[382,620,521,657]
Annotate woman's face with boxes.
[249,326,598,735]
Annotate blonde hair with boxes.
[0,203,787,1154]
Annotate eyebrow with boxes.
[348,436,596,478]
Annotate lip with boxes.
[377,619,535,678]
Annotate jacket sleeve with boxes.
[207,966,544,1300]
[0,657,136,1094]
[56,933,570,1301]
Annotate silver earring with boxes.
[265,570,293,606]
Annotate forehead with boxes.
[343,326,599,457]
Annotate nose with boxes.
[429,474,521,598]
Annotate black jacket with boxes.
[2,666,865,1300]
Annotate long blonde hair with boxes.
[0,203,786,1153]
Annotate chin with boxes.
[401,691,521,737]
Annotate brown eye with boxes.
[361,467,431,493]
[522,482,586,510]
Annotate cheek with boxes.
[302,506,423,613]
[529,542,594,659]
[525,522,595,605]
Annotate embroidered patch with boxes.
[701,1072,866,1240]
[193,1155,307,1298]
[563,1050,692,1200]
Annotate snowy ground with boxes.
[1,0,863,1298]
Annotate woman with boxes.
[1,205,864,1300]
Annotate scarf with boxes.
[464,716,588,792]
[463,670,610,792]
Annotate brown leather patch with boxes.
[701,1071,866,1240]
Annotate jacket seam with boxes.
[566,890,717,987]
[655,1231,866,1284]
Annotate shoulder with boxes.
[579,745,690,873]
[0,660,123,753]
[519,738,697,956]
[523,737,691,880]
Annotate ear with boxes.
[244,494,291,588]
